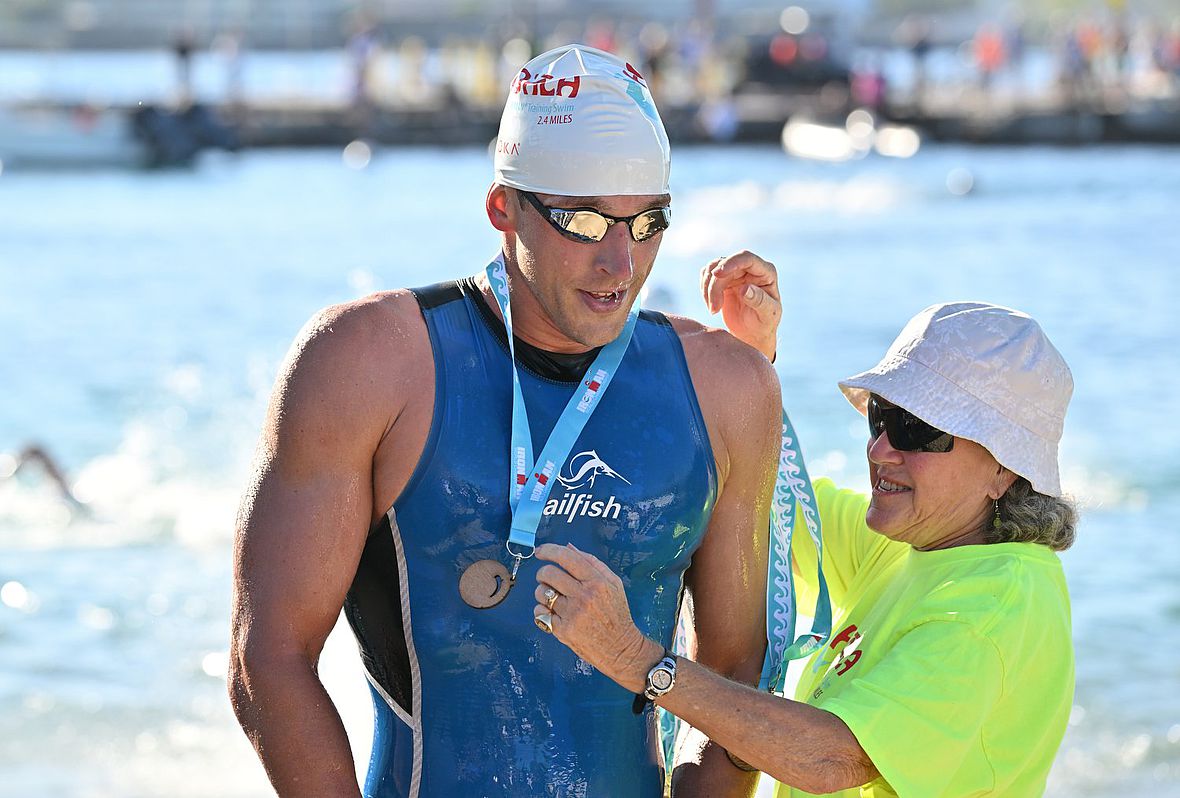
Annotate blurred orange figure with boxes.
[974,23,1006,77]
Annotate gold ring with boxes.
[535,612,553,634]
[544,587,559,611]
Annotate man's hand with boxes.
[700,251,782,361]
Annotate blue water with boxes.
[1,143,1178,796]
[0,49,364,105]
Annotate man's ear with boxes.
[486,184,515,233]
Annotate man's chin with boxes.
[577,319,630,348]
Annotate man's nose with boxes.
[595,221,635,282]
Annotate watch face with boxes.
[651,669,674,692]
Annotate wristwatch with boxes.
[632,650,678,714]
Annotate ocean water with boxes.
[0,143,1177,796]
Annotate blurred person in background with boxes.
[0,443,83,510]
[173,27,196,107]
[973,23,1006,94]
[347,17,380,111]
[230,43,782,797]
[534,261,1077,798]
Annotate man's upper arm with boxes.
[683,334,781,679]
[233,296,414,663]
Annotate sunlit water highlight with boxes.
[1,144,1177,796]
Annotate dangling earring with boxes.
[992,499,1002,529]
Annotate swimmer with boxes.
[229,44,786,797]
[1,443,84,510]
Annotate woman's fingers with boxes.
[535,563,581,598]
[534,542,602,582]
[742,283,768,309]
[533,548,605,631]
[531,544,655,689]
[741,283,782,322]
[534,545,628,632]
[716,252,779,297]
[701,252,780,314]
[533,604,555,635]
[702,264,721,313]
[699,258,721,311]
[535,583,571,613]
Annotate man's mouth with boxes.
[579,288,626,312]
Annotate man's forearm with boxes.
[667,638,763,798]
[671,734,760,798]
[229,650,362,798]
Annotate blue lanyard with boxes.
[664,409,830,691]
[485,256,639,572]
[759,408,831,695]
[660,405,832,763]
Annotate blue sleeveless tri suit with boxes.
[344,276,717,797]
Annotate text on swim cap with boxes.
[511,68,581,98]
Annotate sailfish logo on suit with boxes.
[543,450,628,523]
[557,450,630,490]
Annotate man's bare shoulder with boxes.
[664,313,780,400]
[294,289,425,365]
[269,289,431,438]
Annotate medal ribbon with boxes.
[659,406,832,765]
[485,256,639,566]
[758,408,831,695]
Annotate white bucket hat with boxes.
[493,43,671,197]
[838,302,1073,497]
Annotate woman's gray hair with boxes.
[989,477,1077,551]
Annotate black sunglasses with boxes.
[867,394,955,453]
[518,190,671,244]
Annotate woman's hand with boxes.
[533,543,664,693]
[700,251,782,362]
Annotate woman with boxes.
[531,260,1077,797]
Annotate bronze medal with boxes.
[459,559,513,609]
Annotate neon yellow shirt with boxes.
[774,479,1073,798]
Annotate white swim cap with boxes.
[493,44,671,197]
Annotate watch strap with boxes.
[632,649,676,714]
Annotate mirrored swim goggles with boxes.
[867,394,955,453]
[519,189,671,243]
